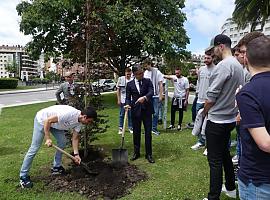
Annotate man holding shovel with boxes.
[125,65,155,163]
[19,105,97,188]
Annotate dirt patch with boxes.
[42,147,147,199]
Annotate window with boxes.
[265,27,270,31]
[230,35,233,38]
[234,34,238,37]
[240,33,243,36]
[230,28,234,31]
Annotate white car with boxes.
[92,79,116,92]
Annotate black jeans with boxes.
[170,98,186,126]
[206,120,236,200]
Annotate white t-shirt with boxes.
[144,68,164,97]
[171,75,189,99]
[116,76,133,103]
[36,105,82,132]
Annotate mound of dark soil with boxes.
[42,148,147,199]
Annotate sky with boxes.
[0,0,235,55]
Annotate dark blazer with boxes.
[126,78,154,118]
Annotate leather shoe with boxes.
[131,153,140,161]
[145,155,155,163]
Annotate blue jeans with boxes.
[158,101,163,121]
[196,103,205,145]
[20,117,66,177]
[238,179,270,200]
[152,97,160,132]
[119,103,132,129]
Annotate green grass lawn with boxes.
[0,94,238,200]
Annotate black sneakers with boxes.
[51,166,66,175]
[20,176,33,188]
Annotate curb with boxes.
[0,87,57,95]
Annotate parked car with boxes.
[92,79,116,92]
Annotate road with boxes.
[0,89,195,108]
[0,89,57,108]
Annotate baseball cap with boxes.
[205,34,232,51]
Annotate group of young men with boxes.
[18,31,270,200]
[116,58,192,164]
[195,32,270,200]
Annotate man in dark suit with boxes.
[126,65,155,163]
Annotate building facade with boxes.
[221,18,270,47]
[0,45,41,80]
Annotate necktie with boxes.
[139,80,142,94]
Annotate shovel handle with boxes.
[52,144,76,161]
[121,108,129,147]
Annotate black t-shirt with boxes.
[236,71,270,186]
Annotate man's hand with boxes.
[159,95,164,102]
[45,138,52,147]
[124,105,131,110]
[135,96,146,104]
[236,113,241,125]
[184,100,188,107]
[73,155,81,165]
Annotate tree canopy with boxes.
[232,0,270,31]
[17,0,189,75]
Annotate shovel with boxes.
[52,144,98,175]
[112,106,129,165]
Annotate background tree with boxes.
[17,0,189,75]
[5,61,19,77]
[232,0,270,31]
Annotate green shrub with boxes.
[0,78,18,89]
[32,78,50,84]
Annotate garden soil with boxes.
[41,147,147,199]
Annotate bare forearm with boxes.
[203,100,214,115]
[72,132,80,154]
[44,121,51,140]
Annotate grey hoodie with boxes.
[207,56,244,122]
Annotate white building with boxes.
[221,18,270,47]
[0,53,13,78]
[0,45,41,80]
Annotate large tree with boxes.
[232,0,270,31]
[17,0,189,75]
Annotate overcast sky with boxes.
[0,0,235,55]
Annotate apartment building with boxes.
[221,18,270,47]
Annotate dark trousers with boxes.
[132,110,152,156]
[171,98,185,126]
[206,120,236,200]
[191,95,198,122]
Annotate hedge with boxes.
[0,78,19,89]
[32,78,50,84]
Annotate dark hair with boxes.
[143,58,152,65]
[81,106,97,119]
[205,49,214,57]
[132,65,143,73]
[246,36,270,68]
[125,68,131,72]
[238,31,264,47]
[175,68,181,71]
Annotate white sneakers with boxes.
[222,184,237,198]
[119,128,133,134]
[203,148,208,156]
[191,142,204,150]
[118,128,122,134]
[232,155,238,165]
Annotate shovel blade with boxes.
[112,148,128,165]
[80,162,98,175]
